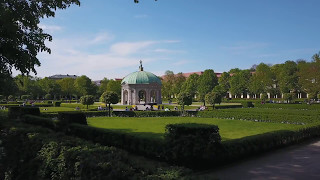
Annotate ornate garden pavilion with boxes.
[121,61,162,105]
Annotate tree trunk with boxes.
[108,103,111,117]
[87,104,88,109]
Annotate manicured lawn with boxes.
[40,106,76,113]
[87,117,303,141]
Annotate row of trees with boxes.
[162,52,320,105]
[0,75,121,100]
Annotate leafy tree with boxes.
[218,72,231,96]
[14,75,43,98]
[249,63,274,96]
[38,77,61,99]
[177,92,192,112]
[205,91,222,110]
[0,0,80,76]
[274,61,299,94]
[80,95,95,109]
[181,73,199,98]
[44,94,52,100]
[229,70,251,98]
[173,72,186,96]
[57,78,76,100]
[298,53,320,97]
[98,78,109,95]
[261,93,268,102]
[197,69,218,105]
[74,75,96,96]
[106,79,121,96]
[161,70,175,99]
[0,73,18,96]
[100,91,119,117]
[283,93,293,103]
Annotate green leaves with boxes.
[0,0,80,75]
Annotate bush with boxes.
[44,94,52,100]
[165,123,221,165]
[53,101,61,107]
[0,121,188,179]
[241,101,254,108]
[21,95,31,101]
[58,112,87,125]
[8,107,40,119]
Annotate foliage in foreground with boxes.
[0,120,189,179]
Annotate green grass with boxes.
[40,107,76,113]
[87,117,302,141]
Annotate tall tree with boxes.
[181,73,199,97]
[249,63,274,96]
[197,69,218,105]
[74,75,96,96]
[275,61,299,94]
[38,77,61,98]
[98,77,109,96]
[298,55,320,98]
[173,72,186,96]
[218,72,231,96]
[0,0,80,76]
[177,92,192,112]
[229,70,251,97]
[205,91,222,110]
[57,78,76,100]
[161,70,175,99]
[106,79,121,96]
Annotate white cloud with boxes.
[35,33,181,80]
[90,32,114,44]
[110,41,157,56]
[154,48,185,53]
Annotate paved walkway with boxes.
[195,138,320,180]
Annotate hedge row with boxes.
[0,103,54,107]
[254,103,320,110]
[0,120,188,179]
[22,114,320,169]
[194,110,320,124]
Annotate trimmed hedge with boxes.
[8,107,40,120]
[113,111,182,117]
[193,109,320,124]
[0,120,189,179]
[22,113,320,169]
[0,103,53,108]
[241,101,254,108]
[165,123,221,165]
[58,112,87,125]
[53,101,61,107]
[254,103,320,110]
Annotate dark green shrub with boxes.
[21,95,31,101]
[241,101,254,108]
[165,123,221,165]
[53,101,61,107]
[8,107,40,119]
[58,112,87,125]
[44,94,52,100]
[214,104,243,109]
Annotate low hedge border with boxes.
[22,114,320,169]
[255,103,320,110]
[0,119,189,179]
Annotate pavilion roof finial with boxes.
[139,60,144,71]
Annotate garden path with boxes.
[194,138,320,180]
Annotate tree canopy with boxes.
[0,0,80,76]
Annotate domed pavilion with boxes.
[121,61,162,105]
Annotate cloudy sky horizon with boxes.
[14,0,320,80]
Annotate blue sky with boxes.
[26,0,320,80]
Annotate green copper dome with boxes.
[121,71,162,85]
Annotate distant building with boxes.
[48,74,78,80]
